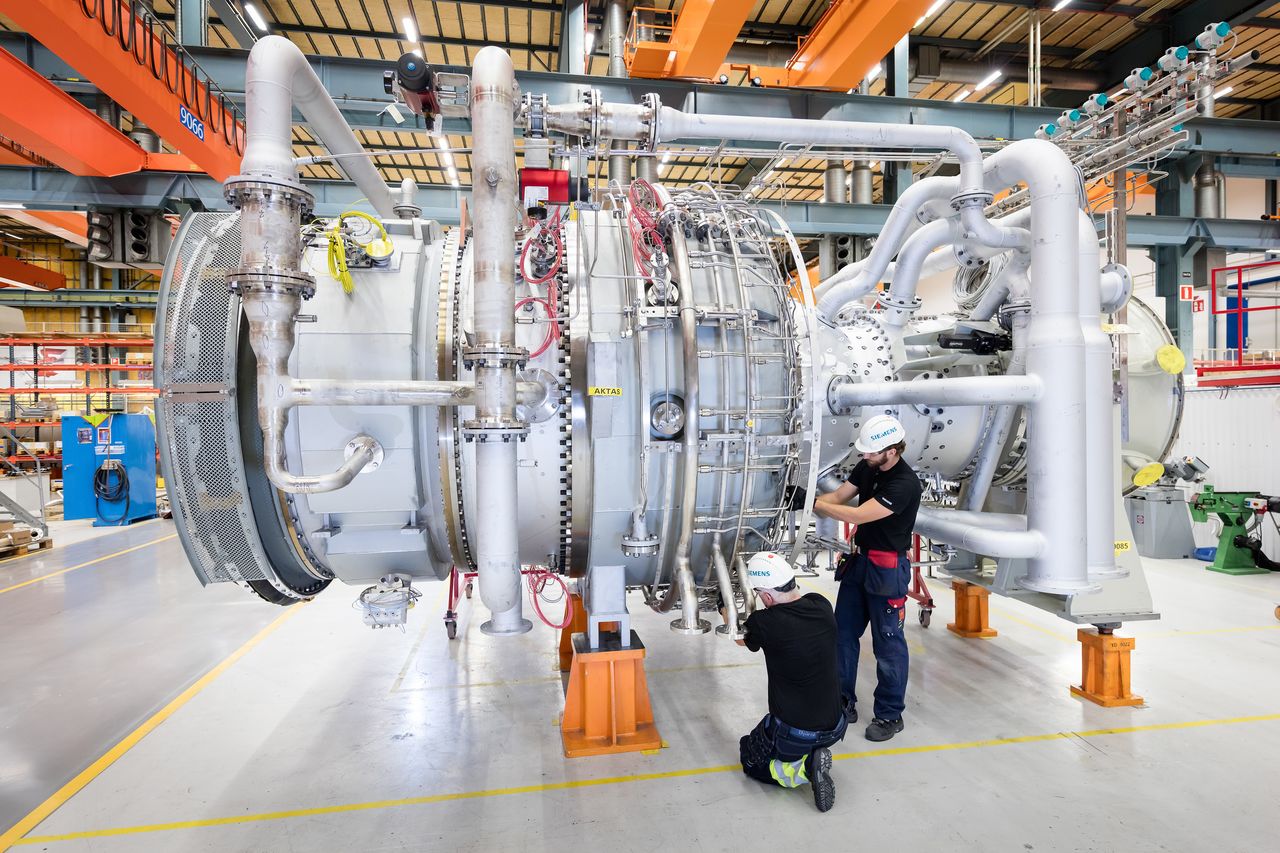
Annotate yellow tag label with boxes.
[568,203,578,221]
[1114,540,1133,554]
[589,386,623,397]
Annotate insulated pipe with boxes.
[819,162,848,279]
[636,155,659,184]
[1077,209,1124,580]
[605,0,630,187]
[712,543,739,637]
[287,378,548,408]
[832,374,1042,407]
[470,46,529,636]
[981,140,1093,594]
[241,36,396,217]
[655,109,987,195]
[914,508,1044,558]
[962,309,1029,512]
[878,218,955,332]
[394,178,421,218]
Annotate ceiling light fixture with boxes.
[402,16,418,44]
[866,64,883,82]
[976,69,1003,90]
[916,0,948,28]
[1213,85,1233,98]
[1052,0,1073,11]
[952,88,972,102]
[244,3,269,32]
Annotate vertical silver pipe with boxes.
[471,47,530,636]
[820,162,847,279]
[606,0,630,188]
[636,154,659,184]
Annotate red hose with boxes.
[520,212,564,286]
[514,295,557,358]
[526,568,572,630]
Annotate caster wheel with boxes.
[918,608,932,628]
[465,582,473,600]
[445,619,458,640]
[1274,605,1279,622]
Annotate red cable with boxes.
[514,296,557,358]
[526,568,573,630]
[520,215,563,286]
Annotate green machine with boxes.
[1189,486,1280,575]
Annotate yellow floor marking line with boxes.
[987,604,1075,644]
[18,712,1280,846]
[0,533,178,597]
[0,604,305,852]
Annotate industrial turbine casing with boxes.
[156,197,1182,602]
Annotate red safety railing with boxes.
[1196,259,1280,387]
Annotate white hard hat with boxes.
[855,414,906,453]
[745,552,796,590]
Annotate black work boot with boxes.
[805,747,835,813]
[841,697,857,725]
[865,717,904,742]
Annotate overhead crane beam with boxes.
[746,0,936,91]
[625,1,759,81]
[4,0,244,180]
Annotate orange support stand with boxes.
[1070,628,1143,708]
[561,630,662,758]
[946,580,998,639]
[558,593,589,673]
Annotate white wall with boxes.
[1170,386,1280,559]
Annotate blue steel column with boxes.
[882,35,913,203]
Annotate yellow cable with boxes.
[325,211,392,295]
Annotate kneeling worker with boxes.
[735,551,847,813]
[813,414,921,743]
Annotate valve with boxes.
[1082,92,1108,115]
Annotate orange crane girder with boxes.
[626,1,758,81]
[0,255,67,290]
[749,0,935,91]
[0,47,151,177]
[4,0,243,180]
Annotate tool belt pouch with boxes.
[865,549,909,598]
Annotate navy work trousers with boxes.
[835,551,910,720]
[739,714,847,787]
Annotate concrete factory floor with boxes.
[3,524,1279,851]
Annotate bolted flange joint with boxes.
[227,268,317,299]
[461,418,530,443]
[641,93,662,153]
[621,533,660,557]
[826,374,856,416]
[223,175,315,217]
[948,189,994,212]
[462,344,529,371]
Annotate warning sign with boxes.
[1179,285,1194,301]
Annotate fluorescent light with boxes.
[2,231,19,239]
[451,177,460,189]
[435,136,454,169]
[1052,0,1073,11]
[0,203,25,210]
[917,0,947,27]
[976,69,1002,90]
[866,64,882,82]
[244,3,269,32]
[662,153,672,164]
[868,161,878,169]
[412,49,422,58]
[658,163,667,176]
[1214,85,1233,98]
[952,88,972,102]
[584,30,595,57]
[402,16,418,44]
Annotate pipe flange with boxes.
[880,293,922,313]
[641,93,662,152]
[949,189,994,211]
[1100,262,1133,313]
[621,533,660,557]
[343,437,385,474]
[827,375,856,416]
[516,368,561,424]
[953,245,986,270]
[223,175,315,216]
[461,418,530,442]
[461,345,529,370]
[996,297,1032,330]
[523,93,548,137]
[226,268,317,299]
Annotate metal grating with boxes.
[155,212,274,587]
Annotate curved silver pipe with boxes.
[242,36,395,217]
[914,507,1044,559]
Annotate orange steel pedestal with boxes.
[1070,628,1143,707]
[561,630,662,758]
[946,580,998,638]
[558,594,589,673]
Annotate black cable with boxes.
[93,459,131,525]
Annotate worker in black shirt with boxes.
[733,551,847,813]
[813,414,922,743]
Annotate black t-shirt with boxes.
[742,592,842,732]
[847,458,923,553]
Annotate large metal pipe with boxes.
[1077,209,1123,580]
[914,507,1044,558]
[241,36,395,217]
[819,162,848,279]
[832,374,1042,407]
[605,0,631,187]
[470,46,530,636]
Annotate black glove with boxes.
[784,486,807,511]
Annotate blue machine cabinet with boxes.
[61,414,158,526]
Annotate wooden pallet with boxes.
[0,537,53,563]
